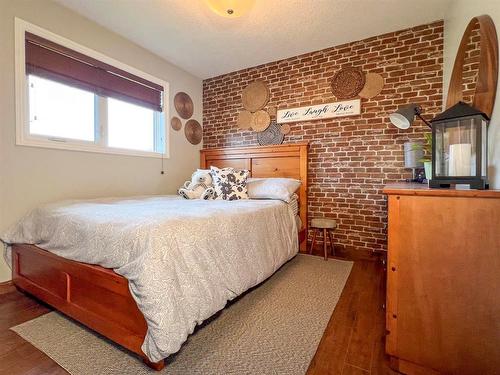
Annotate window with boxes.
[108,98,156,152]
[16,19,169,158]
[28,75,96,142]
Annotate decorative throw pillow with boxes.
[210,166,250,200]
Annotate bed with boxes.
[5,143,308,370]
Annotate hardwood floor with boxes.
[0,260,395,375]
[308,260,396,375]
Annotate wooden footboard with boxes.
[11,244,164,370]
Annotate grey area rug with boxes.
[11,254,352,375]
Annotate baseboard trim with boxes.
[0,280,15,295]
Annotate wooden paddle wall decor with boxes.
[446,15,498,118]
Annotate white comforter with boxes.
[2,195,298,362]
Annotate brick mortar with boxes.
[202,21,444,258]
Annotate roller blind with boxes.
[25,32,163,112]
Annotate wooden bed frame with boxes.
[11,142,308,371]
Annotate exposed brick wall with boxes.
[202,21,443,258]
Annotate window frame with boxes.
[15,18,170,159]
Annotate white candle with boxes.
[449,144,472,176]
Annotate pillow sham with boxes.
[210,166,250,201]
[247,177,301,203]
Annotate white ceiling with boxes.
[54,0,451,79]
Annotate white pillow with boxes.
[247,178,301,202]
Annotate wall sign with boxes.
[277,99,361,124]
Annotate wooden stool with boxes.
[309,218,336,260]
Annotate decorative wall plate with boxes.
[257,121,284,146]
[237,110,253,130]
[174,92,194,119]
[358,73,384,99]
[331,68,365,99]
[251,110,271,132]
[242,81,270,112]
[184,119,202,145]
[171,116,182,131]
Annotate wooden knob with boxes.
[391,267,396,271]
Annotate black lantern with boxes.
[429,102,489,189]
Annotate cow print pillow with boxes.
[210,166,250,200]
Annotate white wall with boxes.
[0,0,203,281]
[444,0,500,188]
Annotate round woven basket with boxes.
[358,73,384,99]
[242,81,270,112]
[251,110,271,132]
[237,110,253,130]
[257,121,284,146]
[171,116,182,131]
[280,123,291,135]
[331,68,365,99]
[174,92,194,119]
[184,119,202,145]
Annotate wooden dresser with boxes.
[383,184,500,375]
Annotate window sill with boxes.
[16,137,170,159]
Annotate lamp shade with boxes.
[389,103,419,129]
[404,142,424,169]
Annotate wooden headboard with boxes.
[200,143,308,249]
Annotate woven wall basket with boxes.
[358,73,384,99]
[242,81,270,112]
[280,123,291,135]
[171,116,182,131]
[184,119,202,145]
[237,110,253,130]
[174,92,194,119]
[331,68,365,99]
[251,110,271,132]
[257,121,284,146]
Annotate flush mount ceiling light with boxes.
[205,0,255,18]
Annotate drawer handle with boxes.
[391,267,396,271]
